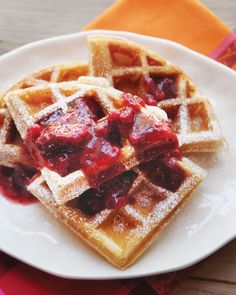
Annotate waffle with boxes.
[0,62,89,168]
[8,61,89,92]
[0,108,32,167]
[5,77,179,204]
[28,157,204,269]
[88,35,222,153]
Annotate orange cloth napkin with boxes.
[85,0,231,56]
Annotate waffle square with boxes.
[28,157,204,269]
[8,61,89,91]
[0,62,89,168]
[88,35,223,152]
[5,78,179,204]
[0,107,32,167]
[158,97,222,152]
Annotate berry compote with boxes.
[70,170,137,215]
[139,151,186,193]
[0,165,37,204]
[25,93,178,189]
[143,75,178,105]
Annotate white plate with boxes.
[0,30,236,280]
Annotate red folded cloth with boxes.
[0,1,235,295]
[0,252,193,295]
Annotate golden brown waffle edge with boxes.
[28,157,205,269]
[88,35,223,153]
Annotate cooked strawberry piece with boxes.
[129,113,177,150]
[26,100,124,180]
[74,170,137,215]
[38,109,64,126]
[36,123,91,156]
[119,107,135,124]
[143,75,177,103]
[77,189,105,216]
[139,156,186,192]
[102,170,137,209]
[143,94,158,106]
[168,148,183,160]
[108,106,134,140]
[143,77,164,103]
[94,121,110,137]
[80,137,121,177]
[68,97,105,122]
[150,75,177,100]
[122,93,144,109]
[89,163,126,189]
[108,93,178,155]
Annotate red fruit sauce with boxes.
[139,153,186,192]
[25,93,178,188]
[0,166,37,204]
[70,151,185,215]
[70,170,137,215]
[143,75,177,105]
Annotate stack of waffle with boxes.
[0,36,223,269]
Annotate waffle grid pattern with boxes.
[0,108,32,167]
[28,157,204,269]
[88,35,222,152]
[5,77,174,204]
[0,62,89,169]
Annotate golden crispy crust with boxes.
[28,157,205,269]
[5,77,175,204]
[0,62,89,168]
[88,35,223,153]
